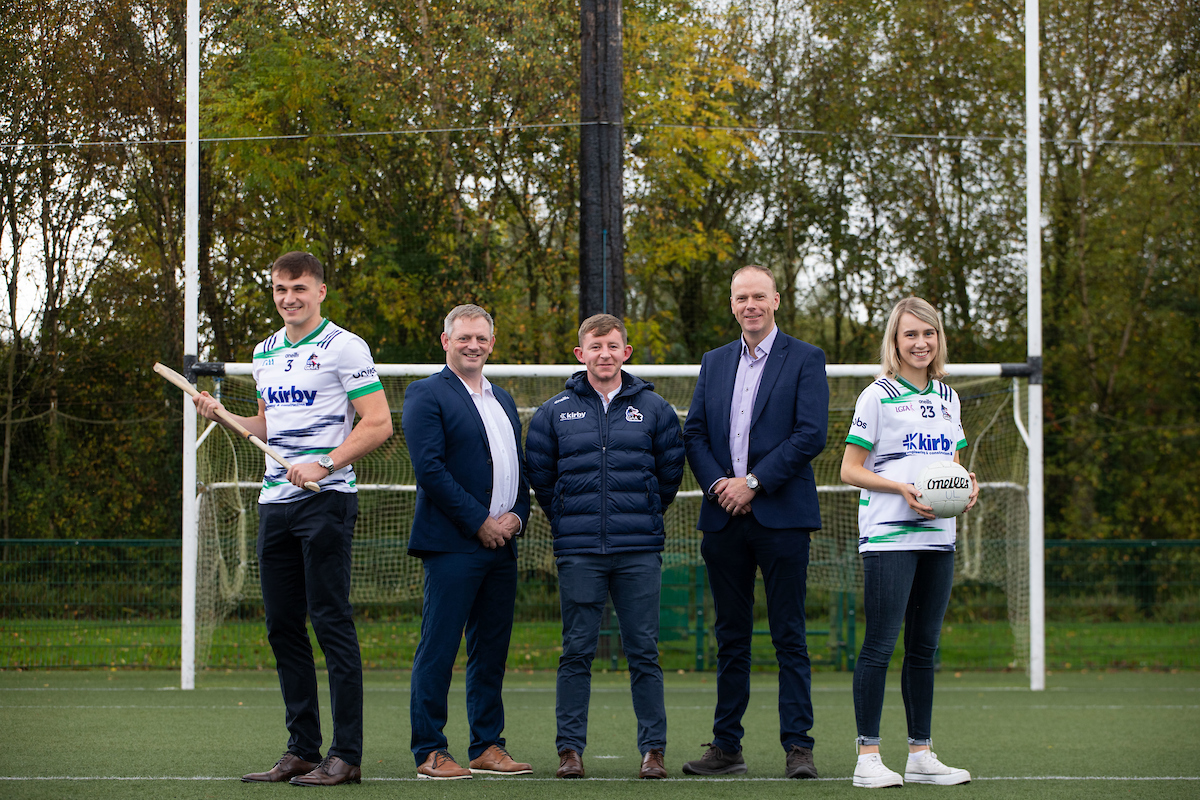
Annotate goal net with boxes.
[194,365,1028,669]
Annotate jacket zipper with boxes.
[599,390,609,554]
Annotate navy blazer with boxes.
[402,366,531,556]
[683,330,829,532]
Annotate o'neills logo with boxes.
[927,476,971,490]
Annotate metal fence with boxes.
[2,539,1197,671]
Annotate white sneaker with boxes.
[904,751,971,785]
[853,754,904,788]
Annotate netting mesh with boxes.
[195,369,1028,668]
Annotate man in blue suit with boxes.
[402,304,532,780]
[682,265,829,779]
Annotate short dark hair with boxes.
[272,251,324,283]
[730,264,776,293]
[444,304,494,337]
[578,313,627,346]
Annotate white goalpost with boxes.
[176,2,1046,690]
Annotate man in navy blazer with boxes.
[682,266,829,779]
[402,304,532,780]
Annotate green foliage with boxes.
[2,0,1197,548]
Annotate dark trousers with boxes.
[701,514,814,753]
[257,491,363,766]
[555,551,666,756]
[410,546,518,765]
[853,550,955,746]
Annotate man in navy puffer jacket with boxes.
[526,314,685,780]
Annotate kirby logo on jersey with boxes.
[903,432,954,453]
[264,386,318,406]
[625,406,644,423]
[304,353,320,370]
[560,410,587,421]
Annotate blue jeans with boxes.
[555,551,666,756]
[258,491,362,766]
[701,515,814,753]
[410,546,518,765]
[853,550,955,746]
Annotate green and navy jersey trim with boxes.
[254,319,334,359]
[846,433,873,450]
[347,381,384,400]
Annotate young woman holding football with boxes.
[840,297,979,788]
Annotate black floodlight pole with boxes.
[579,0,625,321]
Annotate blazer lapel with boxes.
[442,367,489,447]
[715,341,739,446]
[751,333,787,427]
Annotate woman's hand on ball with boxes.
[964,472,979,512]
[901,483,936,519]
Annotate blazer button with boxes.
[487,458,493,465]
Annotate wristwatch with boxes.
[317,454,336,474]
[746,473,760,491]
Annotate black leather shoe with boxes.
[681,743,747,775]
[242,752,319,782]
[289,755,363,786]
[785,745,818,779]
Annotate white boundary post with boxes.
[1026,0,1046,691]
[180,0,201,691]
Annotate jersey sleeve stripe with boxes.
[956,438,968,450]
[875,378,899,398]
[347,381,384,400]
[846,433,873,450]
[254,343,291,359]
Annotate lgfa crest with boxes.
[625,406,644,423]
[304,353,320,370]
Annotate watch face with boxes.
[318,455,334,472]
[747,474,759,490]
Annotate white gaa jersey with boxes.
[251,319,384,504]
[845,376,967,552]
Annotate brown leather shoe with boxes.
[469,744,533,775]
[241,752,318,783]
[289,756,363,786]
[417,749,473,780]
[639,748,667,779]
[556,748,584,779]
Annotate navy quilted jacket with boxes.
[526,371,685,555]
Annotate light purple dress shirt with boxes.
[727,324,779,479]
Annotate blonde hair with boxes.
[880,297,948,381]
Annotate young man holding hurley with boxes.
[193,251,392,786]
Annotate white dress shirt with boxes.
[458,375,520,520]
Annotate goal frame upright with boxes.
[177,1,1047,691]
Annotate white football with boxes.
[916,461,973,518]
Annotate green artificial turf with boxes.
[1,669,1197,800]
